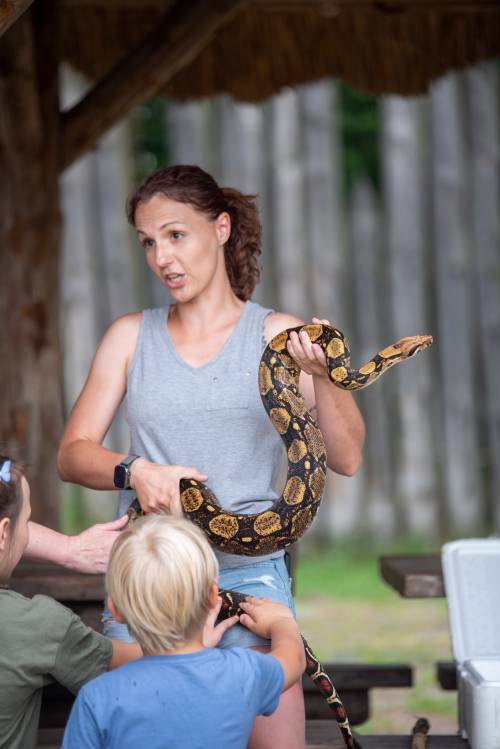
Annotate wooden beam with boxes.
[63,0,500,6]
[61,0,247,170]
[0,0,34,37]
[253,0,500,10]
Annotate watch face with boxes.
[114,464,128,489]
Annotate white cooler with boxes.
[442,539,500,749]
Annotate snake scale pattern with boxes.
[128,323,432,749]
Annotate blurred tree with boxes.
[131,97,168,180]
[339,82,380,195]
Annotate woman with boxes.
[57,164,365,749]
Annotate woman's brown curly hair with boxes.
[127,165,262,301]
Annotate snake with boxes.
[127,323,432,749]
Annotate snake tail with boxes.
[217,588,363,749]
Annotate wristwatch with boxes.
[113,455,141,490]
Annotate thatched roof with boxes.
[62,0,500,100]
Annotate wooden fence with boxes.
[60,61,500,540]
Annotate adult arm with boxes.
[57,313,140,489]
[57,313,206,514]
[24,517,128,574]
[265,313,365,476]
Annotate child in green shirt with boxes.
[0,456,144,749]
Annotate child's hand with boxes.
[202,596,238,648]
[238,596,295,640]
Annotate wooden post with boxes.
[381,96,437,536]
[349,180,395,535]
[430,73,482,534]
[0,6,62,526]
[466,62,500,531]
[269,88,309,321]
[0,0,34,37]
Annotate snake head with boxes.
[394,334,433,359]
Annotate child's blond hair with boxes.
[106,515,218,654]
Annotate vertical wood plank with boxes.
[299,80,344,323]
[350,181,395,535]
[466,62,500,530]
[0,7,62,526]
[269,88,309,321]
[299,80,364,535]
[430,73,482,533]
[381,96,438,535]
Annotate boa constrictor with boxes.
[128,323,432,749]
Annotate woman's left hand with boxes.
[202,596,239,648]
[286,317,331,379]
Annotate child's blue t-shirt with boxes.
[61,647,284,749]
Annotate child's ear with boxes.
[0,517,11,552]
[208,579,219,609]
[107,596,127,624]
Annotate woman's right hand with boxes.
[129,458,208,515]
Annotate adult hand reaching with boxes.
[63,515,129,573]
[25,515,129,574]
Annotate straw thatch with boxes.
[61,1,500,100]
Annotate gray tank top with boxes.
[118,301,286,569]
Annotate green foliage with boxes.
[339,82,380,195]
[131,98,169,180]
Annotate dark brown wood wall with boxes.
[0,5,62,526]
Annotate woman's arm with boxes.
[57,312,207,514]
[264,313,365,476]
[25,517,128,573]
[57,314,141,489]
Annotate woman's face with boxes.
[134,194,231,303]
[0,477,31,582]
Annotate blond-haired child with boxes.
[0,457,142,749]
[62,514,305,749]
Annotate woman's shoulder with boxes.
[98,311,143,352]
[263,311,303,343]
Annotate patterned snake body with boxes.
[129,323,432,555]
[128,324,432,749]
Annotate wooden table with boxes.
[306,722,467,748]
[39,722,469,749]
[379,554,444,598]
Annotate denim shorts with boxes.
[101,555,295,650]
[217,556,296,649]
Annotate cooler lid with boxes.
[464,659,500,686]
[442,539,500,665]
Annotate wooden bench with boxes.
[437,660,458,691]
[379,554,445,598]
[39,723,469,749]
[306,723,468,747]
[302,662,413,724]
